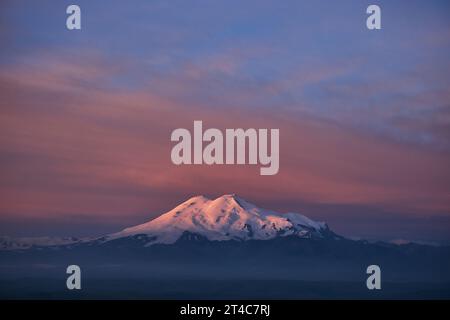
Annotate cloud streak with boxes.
[0,52,449,241]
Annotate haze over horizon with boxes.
[0,0,449,243]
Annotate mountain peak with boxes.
[107,194,330,245]
[221,193,239,199]
[183,195,210,203]
[209,194,255,211]
[220,193,245,203]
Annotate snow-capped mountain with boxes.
[0,195,334,250]
[2,195,450,296]
[104,194,332,245]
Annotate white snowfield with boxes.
[107,194,328,245]
[0,195,329,249]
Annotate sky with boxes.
[0,0,449,243]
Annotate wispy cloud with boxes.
[0,53,449,241]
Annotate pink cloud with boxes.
[0,53,449,229]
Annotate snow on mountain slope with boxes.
[0,195,332,250]
[106,194,330,245]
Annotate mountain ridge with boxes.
[1,196,450,298]
[1,195,445,250]
[0,194,336,250]
[104,194,333,245]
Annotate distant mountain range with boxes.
[1,195,450,299]
[1,194,338,250]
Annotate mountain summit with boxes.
[2,195,450,298]
[106,194,331,245]
[0,195,334,250]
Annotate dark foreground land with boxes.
[1,278,450,299]
[1,236,450,299]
